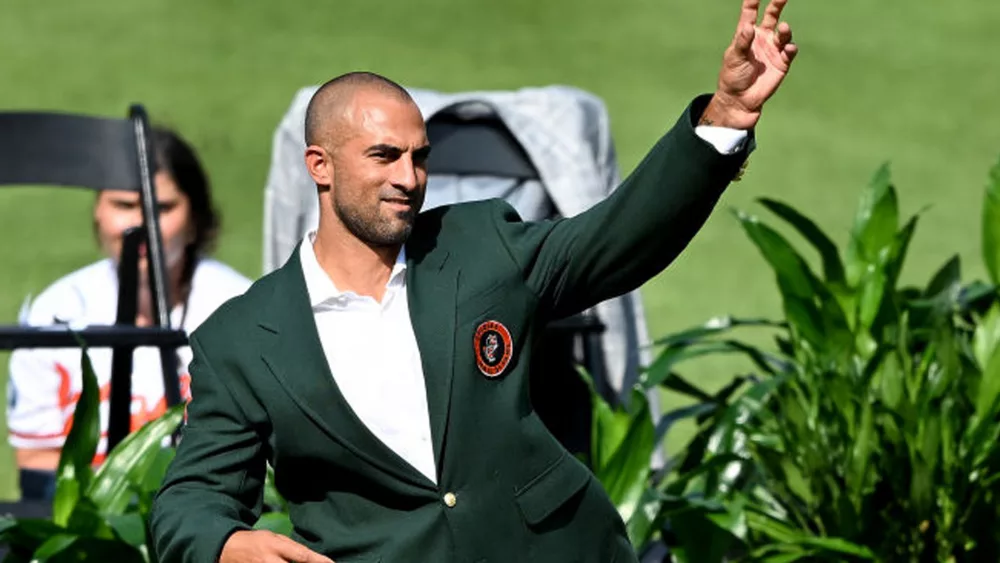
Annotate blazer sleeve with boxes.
[490,94,752,320]
[149,332,266,563]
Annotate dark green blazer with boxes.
[150,95,751,563]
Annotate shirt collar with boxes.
[299,231,408,308]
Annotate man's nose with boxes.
[389,155,419,192]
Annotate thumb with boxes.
[733,23,755,55]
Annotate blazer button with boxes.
[443,492,457,507]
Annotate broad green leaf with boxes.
[745,510,804,544]
[845,164,899,291]
[847,400,874,512]
[973,302,1000,371]
[705,495,749,542]
[869,215,919,337]
[758,197,846,284]
[779,291,826,349]
[52,345,102,526]
[885,214,919,287]
[939,398,957,480]
[651,315,784,348]
[909,456,934,516]
[88,404,185,515]
[64,497,117,540]
[264,464,287,513]
[663,453,747,497]
[0,518,63,553]
[577,367,630,475]
[50,480,80,530]
[920,411,942,483]
[982,155,1000,286]
[141,446,177,495]
[254,512,294,537]
[858,266,887,330]
[656,372,714,402]
[665,510,742,563]
[753,548,816,563]
[643,340,785,389]
[43,536,147,563]
[735,209,817,299]
[850,163,899,265]
[796,536,878,559]
[975,341,1000,423]
[654,403,718,445]
[925,255,962,299]
[703,375,787,495]
[31,534,77,562]
[624,487,665,549]
[746,511,877,559]
[596,392,656,522]
[105,513,147,548]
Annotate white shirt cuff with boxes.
[694,125,748,155]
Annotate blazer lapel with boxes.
[405,242,459,471]
[257,247,436,490]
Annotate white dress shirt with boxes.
[296,127,745,485]
[299,233,437,483]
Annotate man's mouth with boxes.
[383,198,414,210]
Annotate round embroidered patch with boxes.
[474,320,513,377]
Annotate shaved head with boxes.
[302,71,429,250]
[304,71,414,149]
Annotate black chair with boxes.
[426,106,608,460]
[0,105,188,471]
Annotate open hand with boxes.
[220,530,335,563]
[701,0,799,129]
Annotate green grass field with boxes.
[1,0,997,500]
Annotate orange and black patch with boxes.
[474,320,513,377]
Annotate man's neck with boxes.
[313,225,401,302]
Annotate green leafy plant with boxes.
[0,346,185,563]
[594,156,1000,562]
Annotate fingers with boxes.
[775,21,792,47]
[760,0,788,31]
[273,534,335,563]
[782,42,799,64]
[738,0,761,29]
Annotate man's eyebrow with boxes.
[413,145,432,160]
[365,143,403,155]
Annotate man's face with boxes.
[327,92,430,247]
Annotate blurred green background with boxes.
[1,0,997,499]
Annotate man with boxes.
[150,0,797,560]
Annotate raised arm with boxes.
[492,0,797,319]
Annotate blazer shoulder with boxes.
[188,267,281,348]
[413,199,524,245]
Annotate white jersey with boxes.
[6,258,252,464]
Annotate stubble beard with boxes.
[333,195,415,247]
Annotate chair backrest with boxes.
[0,105,184,456]
[0,113,143,191]
[425,109,540,181]
[0,105,173,331]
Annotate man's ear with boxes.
[305,145,333,187]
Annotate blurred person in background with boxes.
[5,126,252,501]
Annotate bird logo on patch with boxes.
[475,320,512,377]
